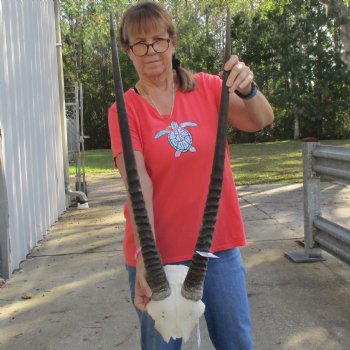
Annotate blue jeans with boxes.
[126,248,253,350]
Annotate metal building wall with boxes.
[0,0,66,273]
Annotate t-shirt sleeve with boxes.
[108,99,143,167]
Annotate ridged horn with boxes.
[182,9,231,301]
[109,15,170,301]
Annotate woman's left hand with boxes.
[220,55,254,95]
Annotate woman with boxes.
[108,2,274,349]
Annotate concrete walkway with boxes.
[0,174,349,350]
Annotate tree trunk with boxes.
[320,0,350,69]
[294,114,300,140]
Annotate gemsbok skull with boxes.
[110,9,231,343]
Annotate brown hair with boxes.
[119,2,195,92]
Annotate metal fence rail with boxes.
[286,141,350,264]
[65,83,87,195]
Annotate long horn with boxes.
[182,9,231,301]
[109,15,170,301]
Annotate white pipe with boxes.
[0,125,11,279]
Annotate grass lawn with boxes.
[231,139,350,185]
[70,149,116,174]
[70,139,350,185]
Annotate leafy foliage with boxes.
[230,0,350,142]
[59,0,350,149]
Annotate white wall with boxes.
[0,0,66,273]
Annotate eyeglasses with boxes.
[129,38,171,57]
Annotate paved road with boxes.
[0,174,349,350]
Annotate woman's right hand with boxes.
[134,255,153,312]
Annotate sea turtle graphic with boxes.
[155,121,197,157]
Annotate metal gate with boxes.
[286,141,350,264]
[65,83,87,195]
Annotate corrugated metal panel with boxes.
[0,0,66,272]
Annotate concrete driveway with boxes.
[0,174,349,350]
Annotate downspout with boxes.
[53,0,88,205]
[0,126,11,279]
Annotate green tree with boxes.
[229,0,350,142]
[60,0,136,149]
[320,0,350,68]
[60,0,350,148]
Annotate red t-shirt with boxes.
[108,72,246,266]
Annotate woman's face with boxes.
[127,25,176,82]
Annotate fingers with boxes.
[239,73,254,91]
[138,274,152,298]
[223,54,239,71]
[134,278,152,312]
[134,259,152,312]
[224,55,254,95]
